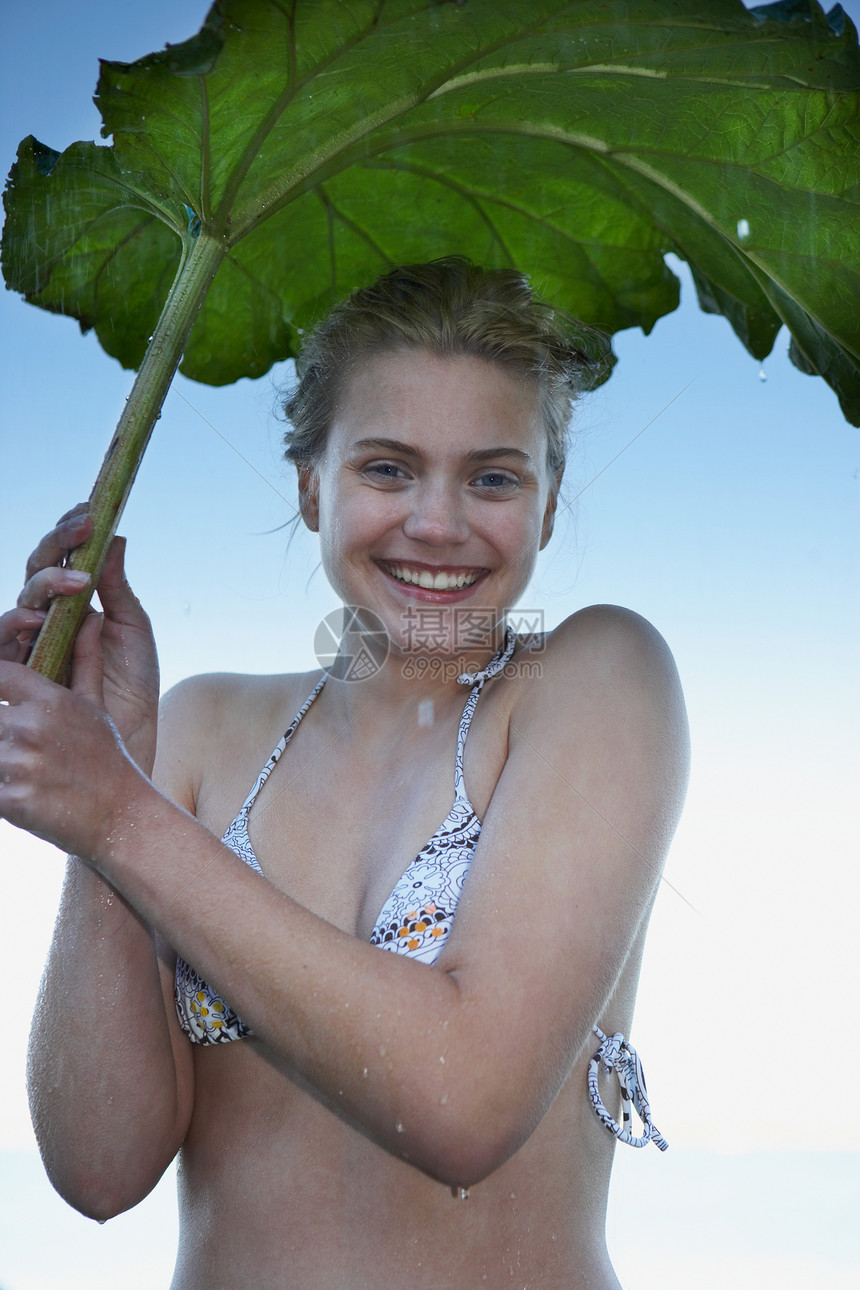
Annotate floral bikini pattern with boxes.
[174,634,513,1043]
[369,798,481,962]
[173,628,667,1151]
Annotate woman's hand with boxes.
[0,636,147,860]
[0,508,159,770]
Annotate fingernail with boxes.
[67,570,90,586]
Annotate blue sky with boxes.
[0,0,858,1174]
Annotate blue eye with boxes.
[365,461,406,480]
[474,472,518,492]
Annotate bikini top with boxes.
[173,626,667,1152]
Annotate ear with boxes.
[298,464,320,532]
[539,472,562,550]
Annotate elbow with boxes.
[415,1134,521,1192]
[398,1100,531,1191]
[45,1159,163,1223]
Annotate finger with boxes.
[0,607,47,652]
[69,611,105,707]
[17,567,90,611]
[24,509,93,582]
[0,658,53,705]
[95,536,145,623]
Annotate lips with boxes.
[379,561,485,591]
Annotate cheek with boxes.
[317,489,402,569]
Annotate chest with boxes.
[195,691,510,940]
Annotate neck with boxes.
[320,624,511,730]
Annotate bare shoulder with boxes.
[153,669,323,810]
[518,604,683,705]
[509,604,689,804]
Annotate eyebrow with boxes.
[351,437,536,468]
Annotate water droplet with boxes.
[758,368,767,383]
[362,1067,368,1078]
[395,1121,404,1133]
[737,218,750,239]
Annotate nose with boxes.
[401,479,470,547]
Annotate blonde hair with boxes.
[283,257,603,477]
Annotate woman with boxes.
[0,259,689,1289]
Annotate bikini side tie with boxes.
[588,1025,668,1151]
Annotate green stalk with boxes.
[27,228,226,683]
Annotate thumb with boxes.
[97,536,145,623]
[70,610,105,707]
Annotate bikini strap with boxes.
[237,675,327,817]
[453,626,517,801]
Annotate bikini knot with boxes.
[587,1024,668,1152]
[456,626,517,686]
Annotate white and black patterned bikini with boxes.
[174,627,666,1152]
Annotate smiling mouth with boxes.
[380,562,484,591]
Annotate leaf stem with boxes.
[27,228,226,683]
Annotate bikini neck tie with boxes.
[455,625,517,687]
[588,1026,668,1151]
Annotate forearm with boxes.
[90,784,565,1187]
[28,856,189,1219]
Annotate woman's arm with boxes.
[5,515,194,1219]
[2,601,687,1190]
[27,870,193,1220]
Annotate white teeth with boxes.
[386,564,479,591]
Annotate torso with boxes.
[163,631,649,1290]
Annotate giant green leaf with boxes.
[2,0,859,678]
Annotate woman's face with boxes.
[300,349,559,659]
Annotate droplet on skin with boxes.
[362,1067,368,1078]
[395,1122,404,1133]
